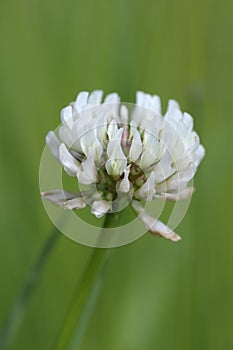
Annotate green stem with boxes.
[54,211,121,350]
[0,226,60,350]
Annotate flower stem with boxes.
[0,226,60,350]
[54,211,121,350]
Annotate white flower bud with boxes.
[118,165,131,193]
[106,128,127,176]
[91,200,112,218]
[128,122,142,163]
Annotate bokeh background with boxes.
[1,0,233,349]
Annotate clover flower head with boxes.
[42,90,205,242]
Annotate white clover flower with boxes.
[42,90,205,242]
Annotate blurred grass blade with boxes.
[55,248,111,350]
[0,226,61,350]
[54,212,121,350]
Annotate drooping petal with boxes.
[62,197,87,209]
[41,189,77,202]
[149,219,181,242]
[41,190,86,209]
[131,200,181,242]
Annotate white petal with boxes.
[59,143,80,177]
[46,131,61,162]
[91,200,111,218]
[62,197,87,209]
[41,190,86,210]
[166,99,180,114]
[93,114,108,143]
[120,105,128,124]
[78,151,97,184]
[79,128,103,161]
[134,172,155,201]
[149,219,181,242]
[140,128,159,168]
[187,131,200,152]
[178,162,196,182]
[104,92,120,103]
[107,120,119,140]
[144,93,154,109]
[75,91,89,110]
[183,112,193,133]
[58,125,75,149]
[193,144,205,167]
[60,106,73,129]
[106,129,127,176]
[139,120,161,169]
[41,189,77,202]
[153,150,175,183]
[155,187,194,201]
[156,180,188,194]
[156,162,196,193]
[131,200,181,242]
[107,128,123,155]
[88,90,103,105]
[128,122,142,162]
[152,95,161,115]
[136,91,161,115]
[105,156,127,177]
[136,91,145,106]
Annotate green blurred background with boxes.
[1,0,233,349]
